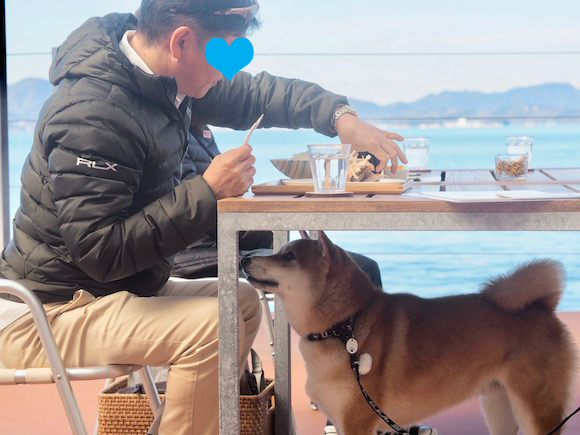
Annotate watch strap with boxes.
[330,104,358,134]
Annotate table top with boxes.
[218,168,580,213]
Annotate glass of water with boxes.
[307,144,351,193]
[505,136,533,168]
[403,137,430,170]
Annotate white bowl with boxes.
[270,159,312,179]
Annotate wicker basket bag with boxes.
[98,376,274,435]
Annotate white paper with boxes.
[403,190,580,203]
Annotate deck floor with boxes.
[2,312,580,434]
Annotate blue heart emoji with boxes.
[205,37,254,81]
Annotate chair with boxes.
[0,279,161,435]
[257,289,276,358]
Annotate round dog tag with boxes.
[358,353,373,375]
[346,338,358,354]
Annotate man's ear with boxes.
[168,26,194,61]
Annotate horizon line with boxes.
[9,115,580,124]
[6,78,579,110]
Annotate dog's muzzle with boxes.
[241,257,279,288]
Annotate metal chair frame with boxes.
[0,279,161,435]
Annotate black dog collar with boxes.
[306,295,376,353]
[306,316,353,341]
[307,315,360,355]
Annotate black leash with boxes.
[350,352,409,435]
[307,315,410,435]
[546,405,580,435]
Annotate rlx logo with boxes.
[76,157,118,172]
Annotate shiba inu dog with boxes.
[241,231,576,435]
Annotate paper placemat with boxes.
[404,190,580,203]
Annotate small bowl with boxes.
[271,159,312,179]
[495,153,528,180]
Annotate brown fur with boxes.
[241,232,576,435]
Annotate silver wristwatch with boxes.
[330,104,358,134]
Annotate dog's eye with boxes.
[283,252,296,261]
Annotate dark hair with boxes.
[137,0,261,44]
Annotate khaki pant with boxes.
[0,278,262,435]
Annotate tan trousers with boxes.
[0,277,262,435]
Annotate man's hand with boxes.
[336,115,406,173]
[203,144,256,200]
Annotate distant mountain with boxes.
[7,78,52,122]
[350,83,580,120]
[6,79,580,126]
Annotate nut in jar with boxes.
[495,153,528,180]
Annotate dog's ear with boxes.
[299,230,311,240]
[317,231,334,265]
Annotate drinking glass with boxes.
[307,144,351,193]
[506,136,533,168]
[403,137,430,170]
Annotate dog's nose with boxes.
[240,256,251,268]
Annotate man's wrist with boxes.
[330,104,358,134]
[335,112,358,135]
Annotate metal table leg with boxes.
[218,219,240,435]
[273,231,292,435]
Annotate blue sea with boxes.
[8,125,580,310]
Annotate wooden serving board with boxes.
[251,179,413,195]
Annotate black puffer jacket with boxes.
[0,13,217,303]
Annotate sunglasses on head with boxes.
[169,1,260,25]
[212,0,260,24]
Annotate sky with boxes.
[5,0,580,105]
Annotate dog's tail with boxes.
[481,259,565,312]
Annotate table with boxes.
[217,168,580,434]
